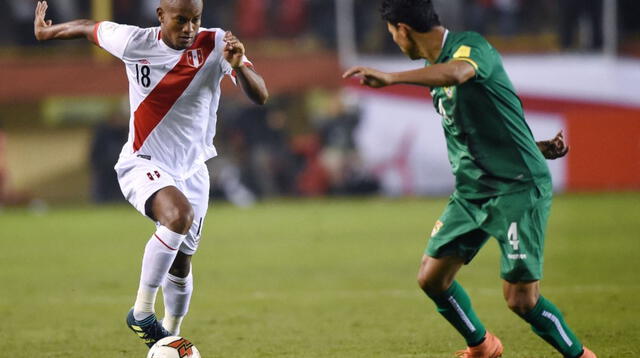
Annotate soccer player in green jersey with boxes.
[343,1,595,357]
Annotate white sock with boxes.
[162,270,193,335]
[133,226,186,321]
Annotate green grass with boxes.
[1,193,639,357]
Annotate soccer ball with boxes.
[147,336,201,358]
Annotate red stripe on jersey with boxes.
[93,21,102,46]
[132,31,216,152]
[154,234,178,251]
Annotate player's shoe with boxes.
[455,332,504,358]
[126,308,171,348]
[579,347,597,358]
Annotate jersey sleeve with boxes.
[449,34,496,81]
[93,21,140,60]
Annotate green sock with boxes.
[521,296,584,358]
[428,281,486,346]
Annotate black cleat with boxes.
[126,308,170,348]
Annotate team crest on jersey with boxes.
[431,220,444,237]
[444,86,454,98]
[186,48,204,68]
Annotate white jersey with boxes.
[94,21,251,179]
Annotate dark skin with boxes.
[344,22,567,316]
[35,0,269,277]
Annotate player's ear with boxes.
[396,23,413,37]
[157,7,164,24]
[387,22,403,40]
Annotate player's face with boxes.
[387,22,420,60]
[158,0,203,50]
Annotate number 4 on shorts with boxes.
[508,222,519,251]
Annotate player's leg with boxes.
[418,254,489,346]
[161,252,193,335]
[491,185,595,358]
[116,159,193,346]
[161,165,209,335]
[421,196,502,356]
[503,280,594,358]
[133,186,194,322]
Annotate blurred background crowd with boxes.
[3,0,640,51]
[0,0,639,207]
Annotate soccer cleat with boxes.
[579,347,597,358]
[126,308,171,348]
[455,332,504,358]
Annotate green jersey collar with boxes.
[427,29,450,66]
[435,29,450,64]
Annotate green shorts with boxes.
[425,183,552,282]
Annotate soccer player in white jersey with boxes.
[34,0,268,348]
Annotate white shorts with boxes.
[115,157,210,255]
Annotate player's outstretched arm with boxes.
[223,32,268,105]
[34,1,96,44]
[342,66,393,88]
[343,61,475,89]
[537,130,569,160]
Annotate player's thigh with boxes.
[487,185,552,282]
[116,158,176,218]
[175,165,210,255]
[426,195,491,265]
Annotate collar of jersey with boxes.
[425,29,450,66]
[434,29,450,64]
[442,29,449,49]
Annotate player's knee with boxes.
[505,293,538,315]
[504,281,540,315]
[161,204,194,234]
[417,271,449,296]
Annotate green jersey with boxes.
[429,31,550,199]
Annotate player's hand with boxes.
[223,31,245,69]
[538,130,569,160]
[342,66,393,88]
[34,1,53,41]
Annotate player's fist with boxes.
[223,31,245,69]
[538,130,569,160]
[342,66,393,89]
[34,1,53,41]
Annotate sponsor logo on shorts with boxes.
[431,220,444,237]
[137,154,151,160]
[508,253,527,260]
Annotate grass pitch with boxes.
[1,193,639,357]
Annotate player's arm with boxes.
[223,32,269,105]
[536,131,569,160]
[34,1,96,44]
[342,61,475,89]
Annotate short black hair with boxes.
[380,0,441,33]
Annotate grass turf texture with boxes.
[1,193,638,357]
